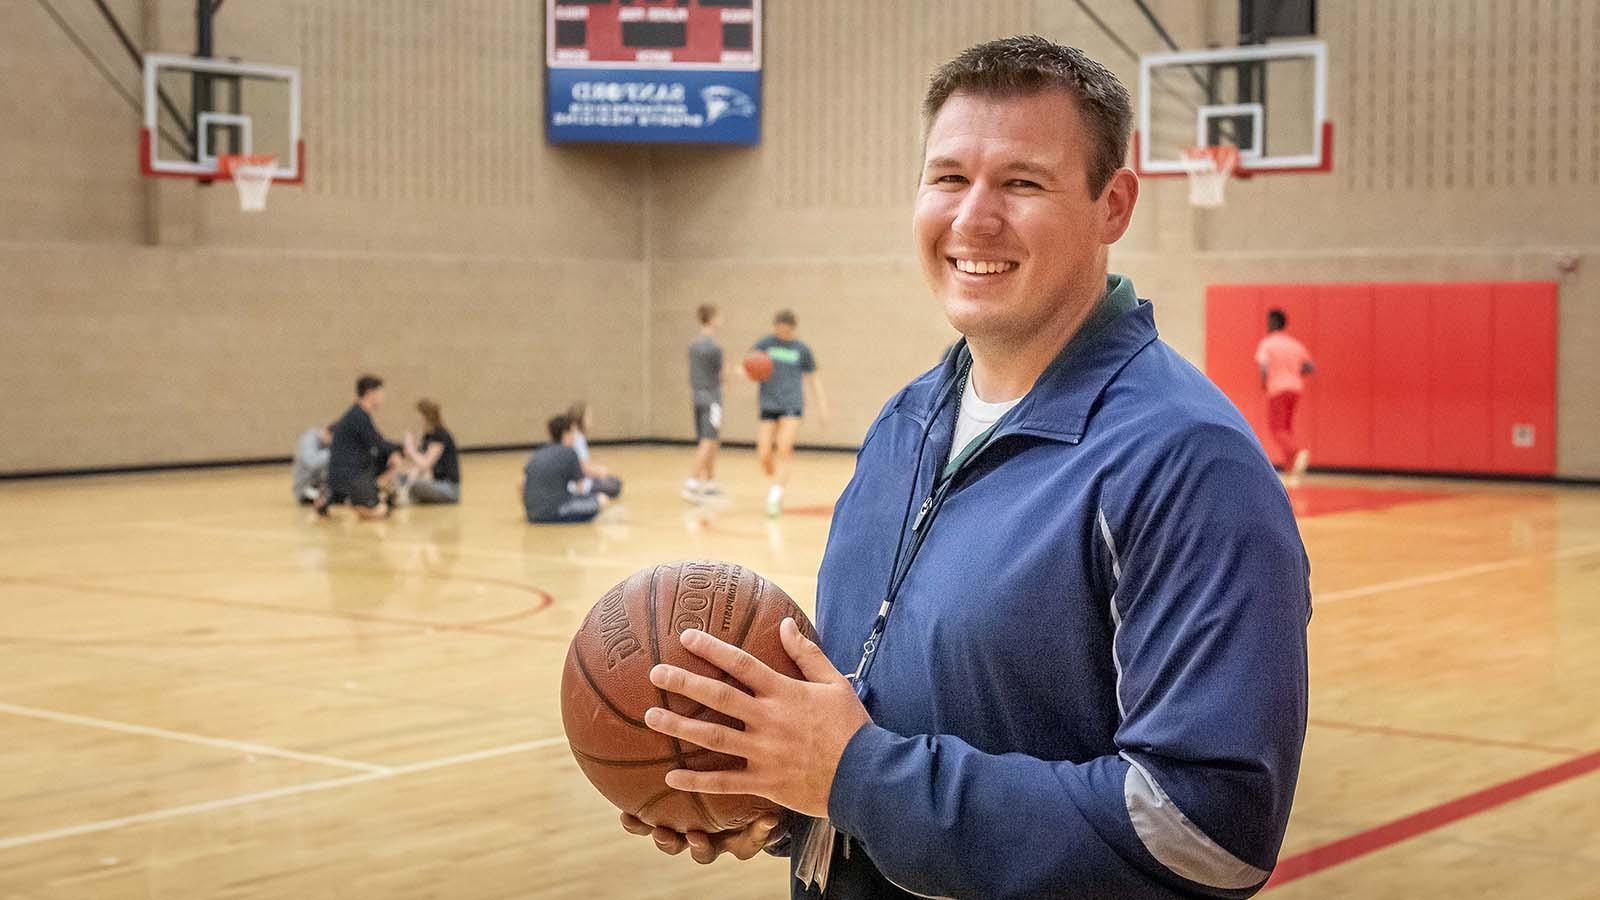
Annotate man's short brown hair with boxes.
[697,304,718,325]
[923,35,1132,197]
[547,415,572,444]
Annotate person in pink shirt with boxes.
[1255,308,1315,484]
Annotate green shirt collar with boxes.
[939,274,1144,473]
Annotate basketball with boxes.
[560,560,816,834]
[742,350,774,382]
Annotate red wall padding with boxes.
[1204,284,1266,439]
[1370,284,1432,470]
[1309,284,1373,468]
[1489,283,1559,474]
[1429,283,1495,472]
[1204,281,1558,476]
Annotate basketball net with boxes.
[219,154,278,212]
[1180,145,1240,208]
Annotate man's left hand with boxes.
[645,617,869,819]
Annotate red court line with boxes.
[0,570,556,634]
[1265,749,1600,889]
[1307,717,1585,756]
[782,504,836,517]
[1285,485,1453,519]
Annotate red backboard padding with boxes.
[1204,281,1558,476]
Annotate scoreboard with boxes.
[546,0,762,145]
[550,0,758,67]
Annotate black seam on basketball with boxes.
[571,746,723,768]
[634,786,675,820]
[647,564,724,832]
[680,566,731,831]
[571,649,655,733]
[685,784,723,832]
[674,565,761,722]
[670,570,766,722]
[646,565,672,729]
[730,565,762,650]
[643,567,678,751]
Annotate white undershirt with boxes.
[947,375,1024,467]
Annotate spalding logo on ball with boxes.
[560,560,817,833]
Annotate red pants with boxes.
[1267,391,1301,466]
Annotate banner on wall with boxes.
[546,0,761,145]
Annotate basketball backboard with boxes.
[1135,41,1329,177]
[140,53,302,183]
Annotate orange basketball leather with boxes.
[560,561,817,833]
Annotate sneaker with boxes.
[765,485,784,518]
[681,484,704,503]
[1280,445,1305,483]
[700,481,724,496]
[1289,448,1311,481]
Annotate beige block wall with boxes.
[2,0,648,472]
[642,0,1210,448]
[646,0,1116,447]
[7,1,1599,478]
[0,244,644,471]
[646,0,1600,478]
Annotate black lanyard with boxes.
[845,355,1007,695]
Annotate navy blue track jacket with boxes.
[796,275,1312,899]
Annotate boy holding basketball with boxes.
[627,36,1309,899]
[753,309,829,516]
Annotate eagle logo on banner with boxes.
[702,85,756,125]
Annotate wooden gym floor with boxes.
[1,446,1597,899]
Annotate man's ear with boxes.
[1099,167,1139,244]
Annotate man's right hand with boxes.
[619,811,786,865]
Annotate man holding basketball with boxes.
[630,36,1310,899]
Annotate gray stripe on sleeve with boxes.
[1121,754,1270,890]
[1096,508,1128,721]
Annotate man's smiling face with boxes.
[914,89,1116,347]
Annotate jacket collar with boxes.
[917,274,1156,444]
